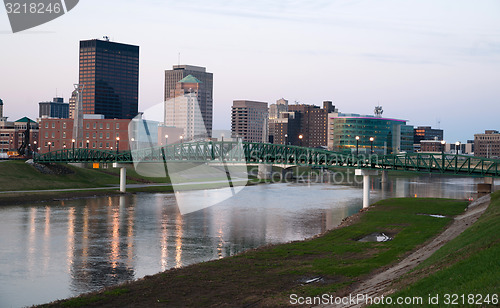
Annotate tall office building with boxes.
[164,75,207,140]
[288,101,335,148]
[231,100,268,143]
[39,97,69,119]
[76,39,139,119]
[414,126,444,144]
[164,65,213,137]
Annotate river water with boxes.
[0,176,488,307]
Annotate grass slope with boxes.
[40,198,467,307]
[0,161,120,191]
[374,191,500,307]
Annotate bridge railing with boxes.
[33,142,500,177]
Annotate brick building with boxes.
[39,117,130,154]
[474,130,500,158]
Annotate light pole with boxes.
[72,139,75,152]
[455,141,460,155]
[441,140,446,170]
[33,141,37,153]
[355,136,360,155]
[370,137,374,154]
[86,140,89,149]
[116,137,120,154]
[165,134,168,146]
[180,135,184,144]
[299,134,303,147]
[284,134,288,145]
[48,142,51,152]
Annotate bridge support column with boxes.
[355,169,379,208]
[281,167,293,180]
[381,170,389,184]
[258,164,272,180]
[120,167,127,193]
[113,163,127,193]
[477,177,495,197]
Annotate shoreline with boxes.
[37,197,474,307]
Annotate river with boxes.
[0,176,489,307]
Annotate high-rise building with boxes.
[327,110,413,154]
[288,101,334,148]
[164,65,213,137]
[76,39,139,119]
[164,75,207,140]
[414,126,444,144]
[231,100,268,143]
[39,97,69,119]
[474,130,500,158]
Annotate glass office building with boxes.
[328,114,413,154]
[78,39,139,119]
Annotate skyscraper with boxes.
[39,97,69,119]
[164,75,207,140]
[164,65,213,137]
[77,39,139,119]
[231,100,268,143]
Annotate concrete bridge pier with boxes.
[356,169,379,208]
[258,164,272,180]
[381,170,389,184]
[281,167,293,180]
[113,163,127,193]
[477,177,495,198]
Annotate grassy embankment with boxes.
[41,197,469,307]
[0,161,264,203]
[373,191,500,307]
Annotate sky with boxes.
[0,0,499,142]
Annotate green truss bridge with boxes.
[34,141,500,177]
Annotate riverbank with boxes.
[0,161,266,205]
[38,196,487,307]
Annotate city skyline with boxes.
[1,0,499,143]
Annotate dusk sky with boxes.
[1,0,499,142]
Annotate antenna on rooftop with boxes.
[178,52,181,65]
[103,36,110,41]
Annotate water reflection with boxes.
[0,176,487,307]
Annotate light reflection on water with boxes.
[0,176,486,307]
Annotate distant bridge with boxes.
[34,141,500,177]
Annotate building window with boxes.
[63,122,66,129]
[116,123,119,129]
[86,133,89,139]
[45,132,48,138]
[63,132,66,138]
[100,123,103,129]
[106,123,110,129]
[45,123,48,128]
[51,132,55,138]
[52,122,55,128]
[99,142,103,148]
[86,123,90,129]
[93,123,96,129]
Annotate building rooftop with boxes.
[178,74,202,84]
[15,116,35,123]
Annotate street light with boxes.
[284,134,288,145]
[180,135,184,143]
[370,137,374,154]
[33,141,37,153]
[441,140,446,155]
[299,134,303,147]
[72,139,75,151]
[165,134,168,146]
[455,141,460,155]
[86,140,89,149]
[355,136,360,155]
[116,137,120,154]
[48,142,51,152]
